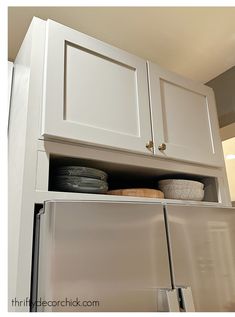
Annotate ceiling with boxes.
[8,6,235,82]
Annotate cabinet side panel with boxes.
[8,18,46,312]
[8,64,30,311]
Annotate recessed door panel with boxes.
[160,80,213,153]
[65,43,139,136]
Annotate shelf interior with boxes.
[48,154,219,203]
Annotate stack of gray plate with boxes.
[54,166,108,193]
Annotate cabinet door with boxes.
[42,20,152,154]
[36,201,172,312]
[147,62,224,166]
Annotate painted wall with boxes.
[220,122,235,141]
[207,66,235,128]
[222,137,235,204]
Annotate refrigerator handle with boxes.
[158,288,180,312]
[178,286,195,312]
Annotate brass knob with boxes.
[158,143,166,151]
[146,140,154,152]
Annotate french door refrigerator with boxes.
[31,200,235,312]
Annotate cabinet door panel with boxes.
[148,62,224,166]
[66,44,139,136]
[42,20,152,154]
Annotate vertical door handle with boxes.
[158,288,180,312]
[166,289,180,312]
[179,286,195,312]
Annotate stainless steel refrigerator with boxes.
[31,200,235,312]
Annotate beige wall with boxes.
[8,7,235,83]
[220,122,235,141]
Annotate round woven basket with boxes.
[158,179,204,201]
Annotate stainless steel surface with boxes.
[166,205,235,312]
[179,286,195,312]
[37,201,171,312]
[157,289,180,312]
[166,289,180,312]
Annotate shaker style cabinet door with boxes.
[147,62,224,166]
[41,20,152,154]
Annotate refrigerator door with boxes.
[166,205,235,312]
[36,200,172,312]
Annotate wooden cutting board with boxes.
[107,188,164,198]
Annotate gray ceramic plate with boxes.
[54,175,108,193]
[56,166,107,181]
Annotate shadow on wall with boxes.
[206,66,235,128]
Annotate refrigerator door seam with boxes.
[30,207,44,312]
[163,205,176,288]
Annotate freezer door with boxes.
[166,205,235,312]
[36,201,172,312]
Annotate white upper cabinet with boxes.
[147,62,224,166]
[41,19,224,166]
[41,20,152,154]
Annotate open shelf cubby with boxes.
[48,154,219,203]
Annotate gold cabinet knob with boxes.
[146,140,154,152]
[158,143,166,151]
